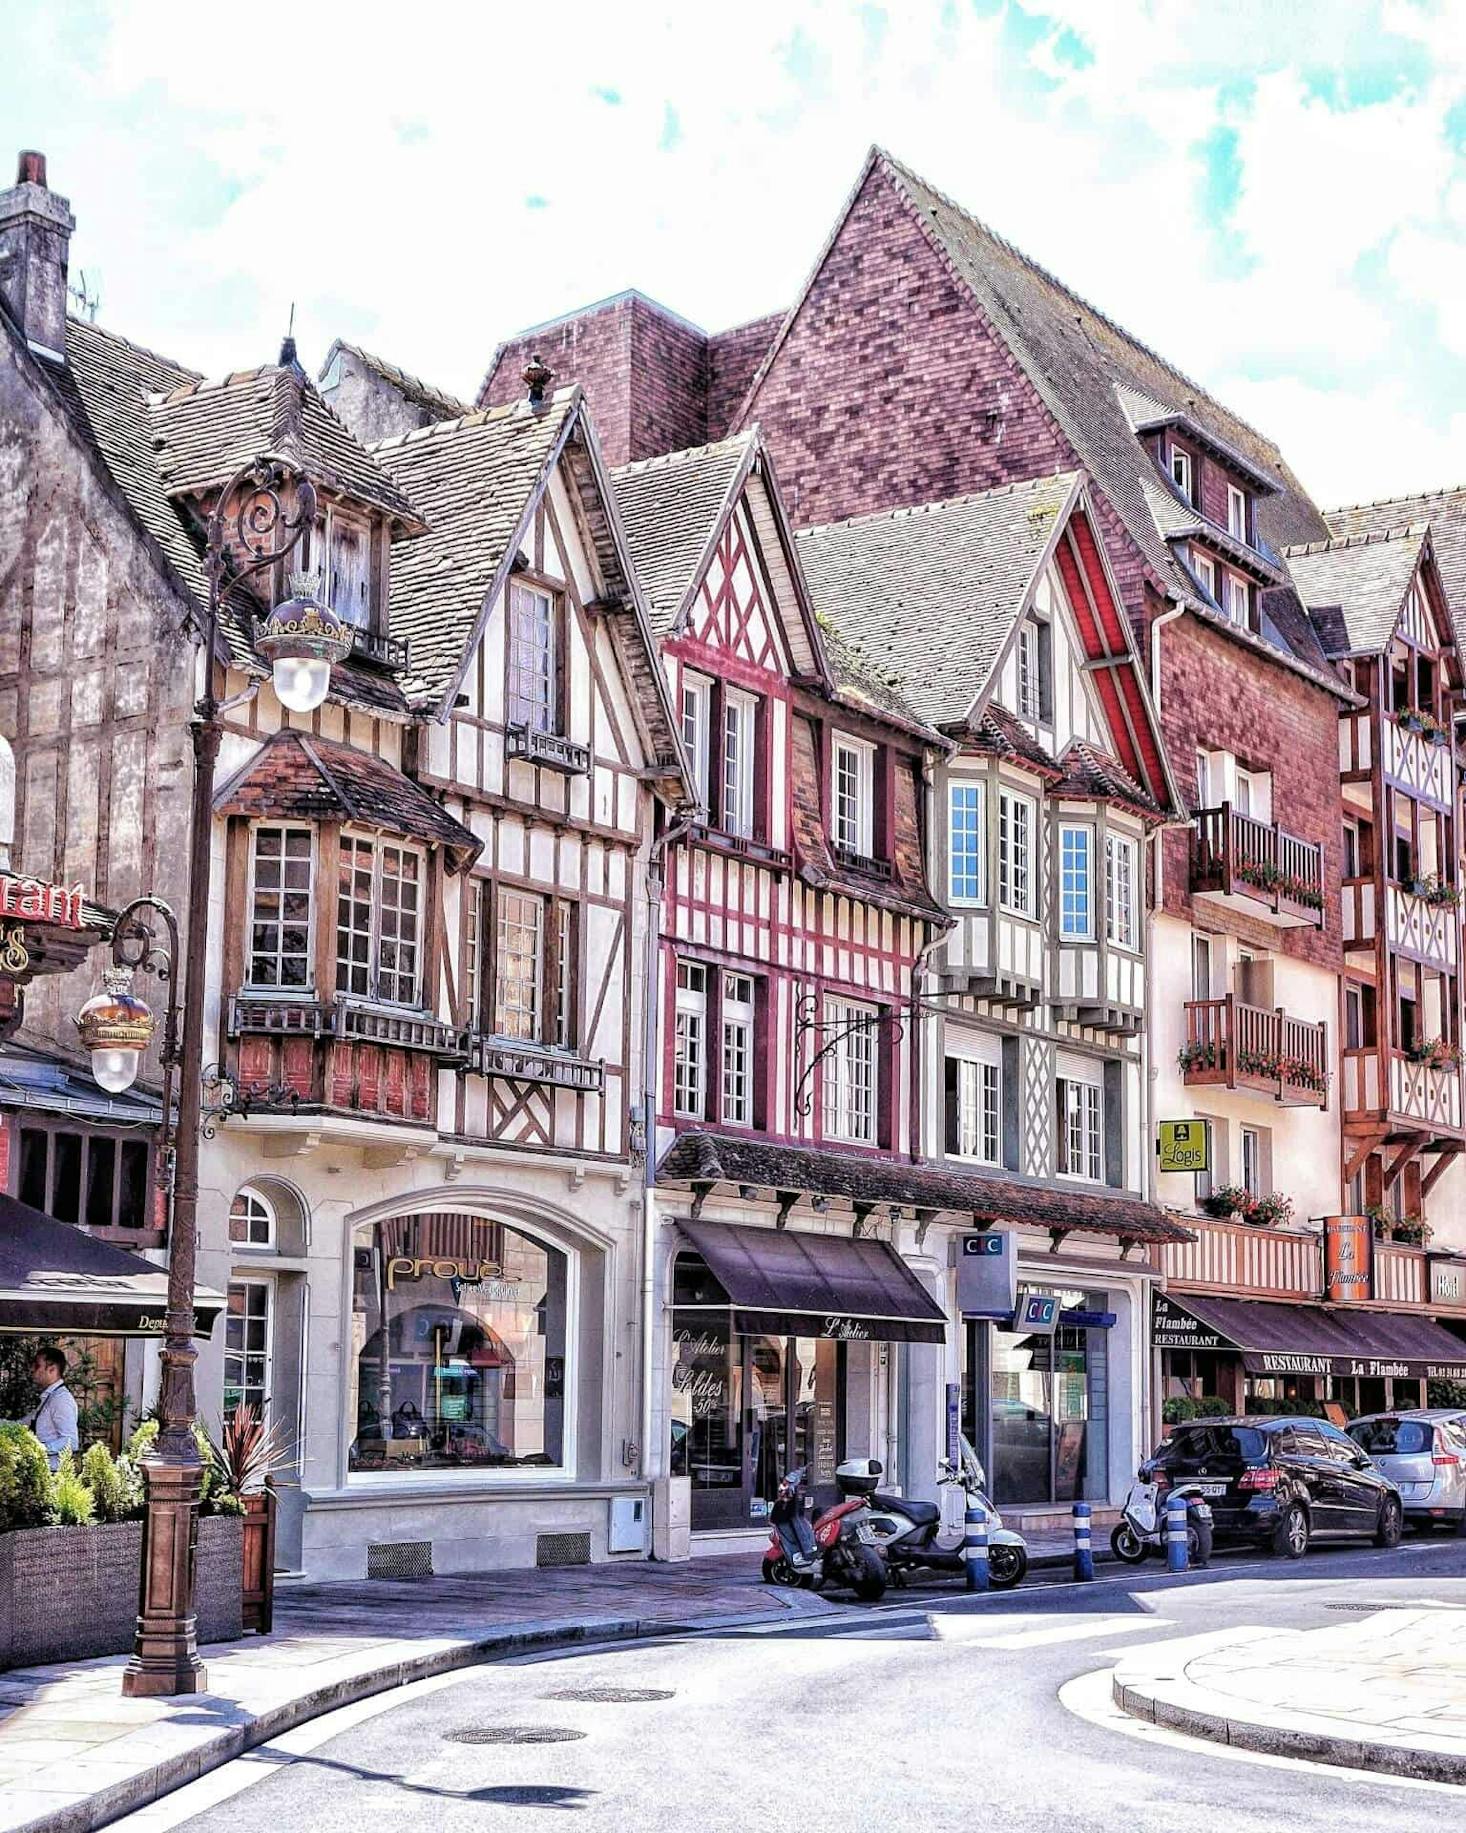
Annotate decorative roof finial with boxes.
[523,353,553,408]
[279,302,300,370]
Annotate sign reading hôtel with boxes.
[0,875,87,929]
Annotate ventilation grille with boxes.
[366,1539,434,1580]
[536,1531,592,1568]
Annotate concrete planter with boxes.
[0,1514,244,1671]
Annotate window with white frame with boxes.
[681,672,712,811]
[948,780,987,905]
[336,836,422,1006]
[1240,1123,1265,1196]
[1190,548,1216,599]
[833,735,875,856]
[248,826,313,989]
[721,972,756,1127]
[1059,823,1094,938]
[998,788,1035,917]
[1194,748,1212,810]
[553,899,574,1049]
[1169,444,1193,500]
[1191,931,1213,1001]
[1226,484,1248,543]
[493,889,544,1041]
[1105,833,1138,949]
[722,689,756,838]
[228,1186,276,1249]
[1056,1073,1103,1181]
[823,998,877,1144]
[1016,620,1042,721]
[947,1056,1000,1163]
[1223,573,1249,627]
[223,1278,273,1423]
[674,960,708,1118]
[506,581,558,733]
[465,878,485,1030]
[464,884,577,1046]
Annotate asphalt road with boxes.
[122,1535,1466,1833]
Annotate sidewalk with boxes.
[0,1554,827,1833]
[1112,1607,1466,1784]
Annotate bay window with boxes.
[1059,823,1094,938]
[337,836,422,1006]
[949,779,987,905]
[248,825,314,989]
[998,788,1035,917]
[823,998,877,1144]
[946,1056,1000,1163]
[1105,834,1138,949]
[833,734,875,857]
[1056,1074,1102,1182]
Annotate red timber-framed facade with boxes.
[612,431,950,1539]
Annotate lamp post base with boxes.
[121,1457,209,1698]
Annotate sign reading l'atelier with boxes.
[0,874,88,929]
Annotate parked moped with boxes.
[761,1460,888,1600]
[861,1437,1028,1589]
[1111,1467,1214,1565]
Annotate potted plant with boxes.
[1396,705,1427,734]
[207,1405,293,1634]
[1242,1191,1294,1229]
[1417,874,1461,909]
[1203,1184,1249,1220]
[1177,1039,1218,1074]
[1404,1035,1441,1065]
[1393,1214,1435,1247]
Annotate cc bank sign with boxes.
[957,1229,1016,1317]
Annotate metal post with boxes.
[1165,1493,1190,1574]
[1072,1500,1094,1581]
[963,1502,989,1592]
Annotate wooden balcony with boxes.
[468,1036,605,1091]
[1341,707,1455,810]
[1342,1046,1465,1137]
[1180,996,1329,1107]
[505,722,592,776]
[1162,1214,1321,1300]
[1190,804,1325,928]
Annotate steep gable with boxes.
[1326,485,1466,655]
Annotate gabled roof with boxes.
[320,338,471,423]
[1326,486,1466,654]
[148,357,423,527]
[1282,524,1432,657]
[796,473,1082,729]
[612,432,757,637]
[213,728,481,869]
[1051,739,1164,824]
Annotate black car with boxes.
[1145,1416,1403,1558]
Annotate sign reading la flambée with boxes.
[0,875,88,930]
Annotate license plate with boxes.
[1195,1482,1227,1497]
[855,1523,877,1544]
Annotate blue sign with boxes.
[1017,1290,1061,1333]
[964,1235,1003,1257]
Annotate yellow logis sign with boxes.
[1156,1119,1209,1175]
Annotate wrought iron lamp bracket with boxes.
[791,991,906,1119]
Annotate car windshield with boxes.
[1348,1419,1430,1456]
[1163,1425,1265,1464]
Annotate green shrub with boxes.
[0,1421,52,1532]
[80,1441,143,1524]
[121,1417,244,1516]
[49,1451,95,1527]
[1162,1395,1232,1425]
[1429,1379,1466,1410]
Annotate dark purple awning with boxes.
[1155,1290,1466,1381]
[677,1218,948,1345]
[0,1194,222,1338]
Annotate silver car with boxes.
[1347,1410,1466,1531]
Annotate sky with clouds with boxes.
[6,0,1465,509]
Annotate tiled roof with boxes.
[368,393,581,705]
[1281,524,1429,656]
[967,705,1061,776]
[1326,486,1466,654]
[818,619,930,730]
[214,729,481,868]
[611,433,756,635]
[657,1131,1192,1245]
[796,472,1081,728]
[1051,739,1164,822]
[321,339,470,422]
[148,359,423,527]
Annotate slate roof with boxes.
[611,433,756,636]
[967,705,1062,777]
[1281,524,1430,657]
[148,359,423,527]
[657,1131,1192,1246]
[321,339,471,423]
[795,473,1082,728]
[1326,486,1466,654]
[1050,739,1164,823]
[367,392,582,706]
[213,729,481,868]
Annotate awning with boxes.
[0,1194,223,1338]
[677,1218,948,1344]
[1154,1290,1466,1381]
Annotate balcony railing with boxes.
[1180,996,1329,1107]
[469,1036,605,1091]
[228,994,468,1060]
[505,723,592,776]
[1342,1046,1465,1134]
[831,841,894,881]
[1162,1214,1321,1300]
[1190,804,1325,928]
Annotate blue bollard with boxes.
[1072,1500,1094,1581]
[964,1503,990,1592]
[1165,1493,1190,1574]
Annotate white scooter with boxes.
[862,1437,1029,1589]
[1111,1467,1213,1565]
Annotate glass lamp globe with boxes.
[272,653,333,714]
[76,967,154,1096]
[253,569,353,713]
[91,1046,142,1094]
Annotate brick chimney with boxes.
[0,151,75,361]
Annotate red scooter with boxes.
[761,1461,888,1601]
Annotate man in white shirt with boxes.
[25,1346,79,1469]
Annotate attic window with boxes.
[1189,549,1216,601]
[312,509,373,631]
[1226,484,1248,545]
[1168,444,1193,503]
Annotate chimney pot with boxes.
[523,353,554,407]
[17,150,46,187]
[280,333,299,367]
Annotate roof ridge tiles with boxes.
[795,469,1079,537]
[1328,483,1466,514]
[1283,523,1429,557]
[876,146,1286,461]
[68,315,203,381]
[612,428,758,478]
[325,339,469,413]
[366,387,576,452]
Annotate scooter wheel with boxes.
[849,1545,888,1602]
[1110,1523,1149,1565]
[762,1555,806,1588]
[988,1544,1027,1590]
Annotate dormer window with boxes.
[833,734,875,857]
[1226,484,1248,545]
[1223,573,1250,628]
[1015,617,1050,722]
[1169,444,1193,503]
[1190,549,1216,600]
[311,508,374,631]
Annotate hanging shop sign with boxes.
[1016,1289,1061,1334]
[1322,1214,1373,1305]
[957,1228,1017,1317]
[1156,1119,1209,1175]
[0,875,87,930]
[1431,1260,1466,1308]
[1152,1291,1230,1354]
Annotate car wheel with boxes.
[1375,1496,1403,1549]
[1272,1502,1310,1559]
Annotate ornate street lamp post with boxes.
[76,456,349,1696]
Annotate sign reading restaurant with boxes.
[0,874,87,929]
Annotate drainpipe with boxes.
[639,802,698,1507]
